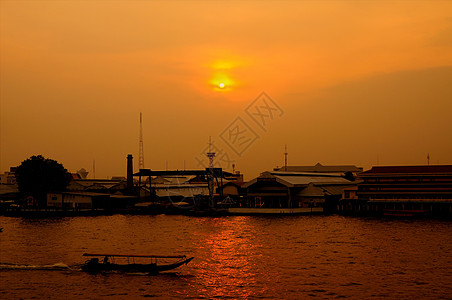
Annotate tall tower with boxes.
[138,112,145,170]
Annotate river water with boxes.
[0,215,451,299]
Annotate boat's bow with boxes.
[156,256,194,272]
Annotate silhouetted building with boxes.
[151,175,209,202]
[217,181,245,198]
[134,168,232,205]
[242,171,355,212]
[67,178,127,193]
[0,183,19,203]
[0,167,17,185]
[77,168,89,179]
[223,171,244,182]
[343,165,452,217]
[0,167,20,204]
[47,192,135,209]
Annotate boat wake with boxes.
[0,262,71,271]
[0,262,156,275]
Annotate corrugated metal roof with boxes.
[276,175,352,187]
[296,184,324,197]
[152,176,195,185]
[274,163,363,173]
[155,186,208,198]
[243,172,355,188]
[360,165,452,175]
[295,184,353,197]
[272,171,342,177]
[243,171,355,189]
[50,191,111,197]
[321,185,352,196]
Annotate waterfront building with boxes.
[217,181,244,198]
[338,186,359,213]
[151,175,209,202]
[223,171,244,182]
[0,168,19,205]
[237,171,356,214]
[0,183,19,202]
[47,192,135,209]
[0,167,17,185]
[134,168,231,203]
[67,178,128,193]
[344,165,452,217]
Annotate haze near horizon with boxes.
[1,1,451,180]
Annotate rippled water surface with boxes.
[1,215,451,299]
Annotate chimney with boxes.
[127,154,134,193]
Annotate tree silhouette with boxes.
[15,155,71,207]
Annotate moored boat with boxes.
[81,253,193,274]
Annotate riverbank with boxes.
[0,207,323,217]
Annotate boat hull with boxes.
[81,257,193,274]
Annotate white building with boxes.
[0,167,17,185]
[47,192,109,209]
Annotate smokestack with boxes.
[127,154,134,193]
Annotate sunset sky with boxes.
[1,0,452,180]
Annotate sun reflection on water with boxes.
[190,217,277,298]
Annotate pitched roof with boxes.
[154,186,209,198]
[219,181,246,188]
[296,184,325,197]
[321,185,353,196]
[152,176,195,185]
[360,165,452,175]
[274,163,363,173]
[243,171,355,188]
[276,175,352,186]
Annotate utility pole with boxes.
[206,136,216,208]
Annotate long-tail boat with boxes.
[81,253,193,274]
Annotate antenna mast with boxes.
[284,144,288,171]
[206,136,216,168]
[139,112,145,169]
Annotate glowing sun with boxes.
[218,82,225,89]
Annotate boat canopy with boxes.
[83,253,186,259]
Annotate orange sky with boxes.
[1,0,452,180]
